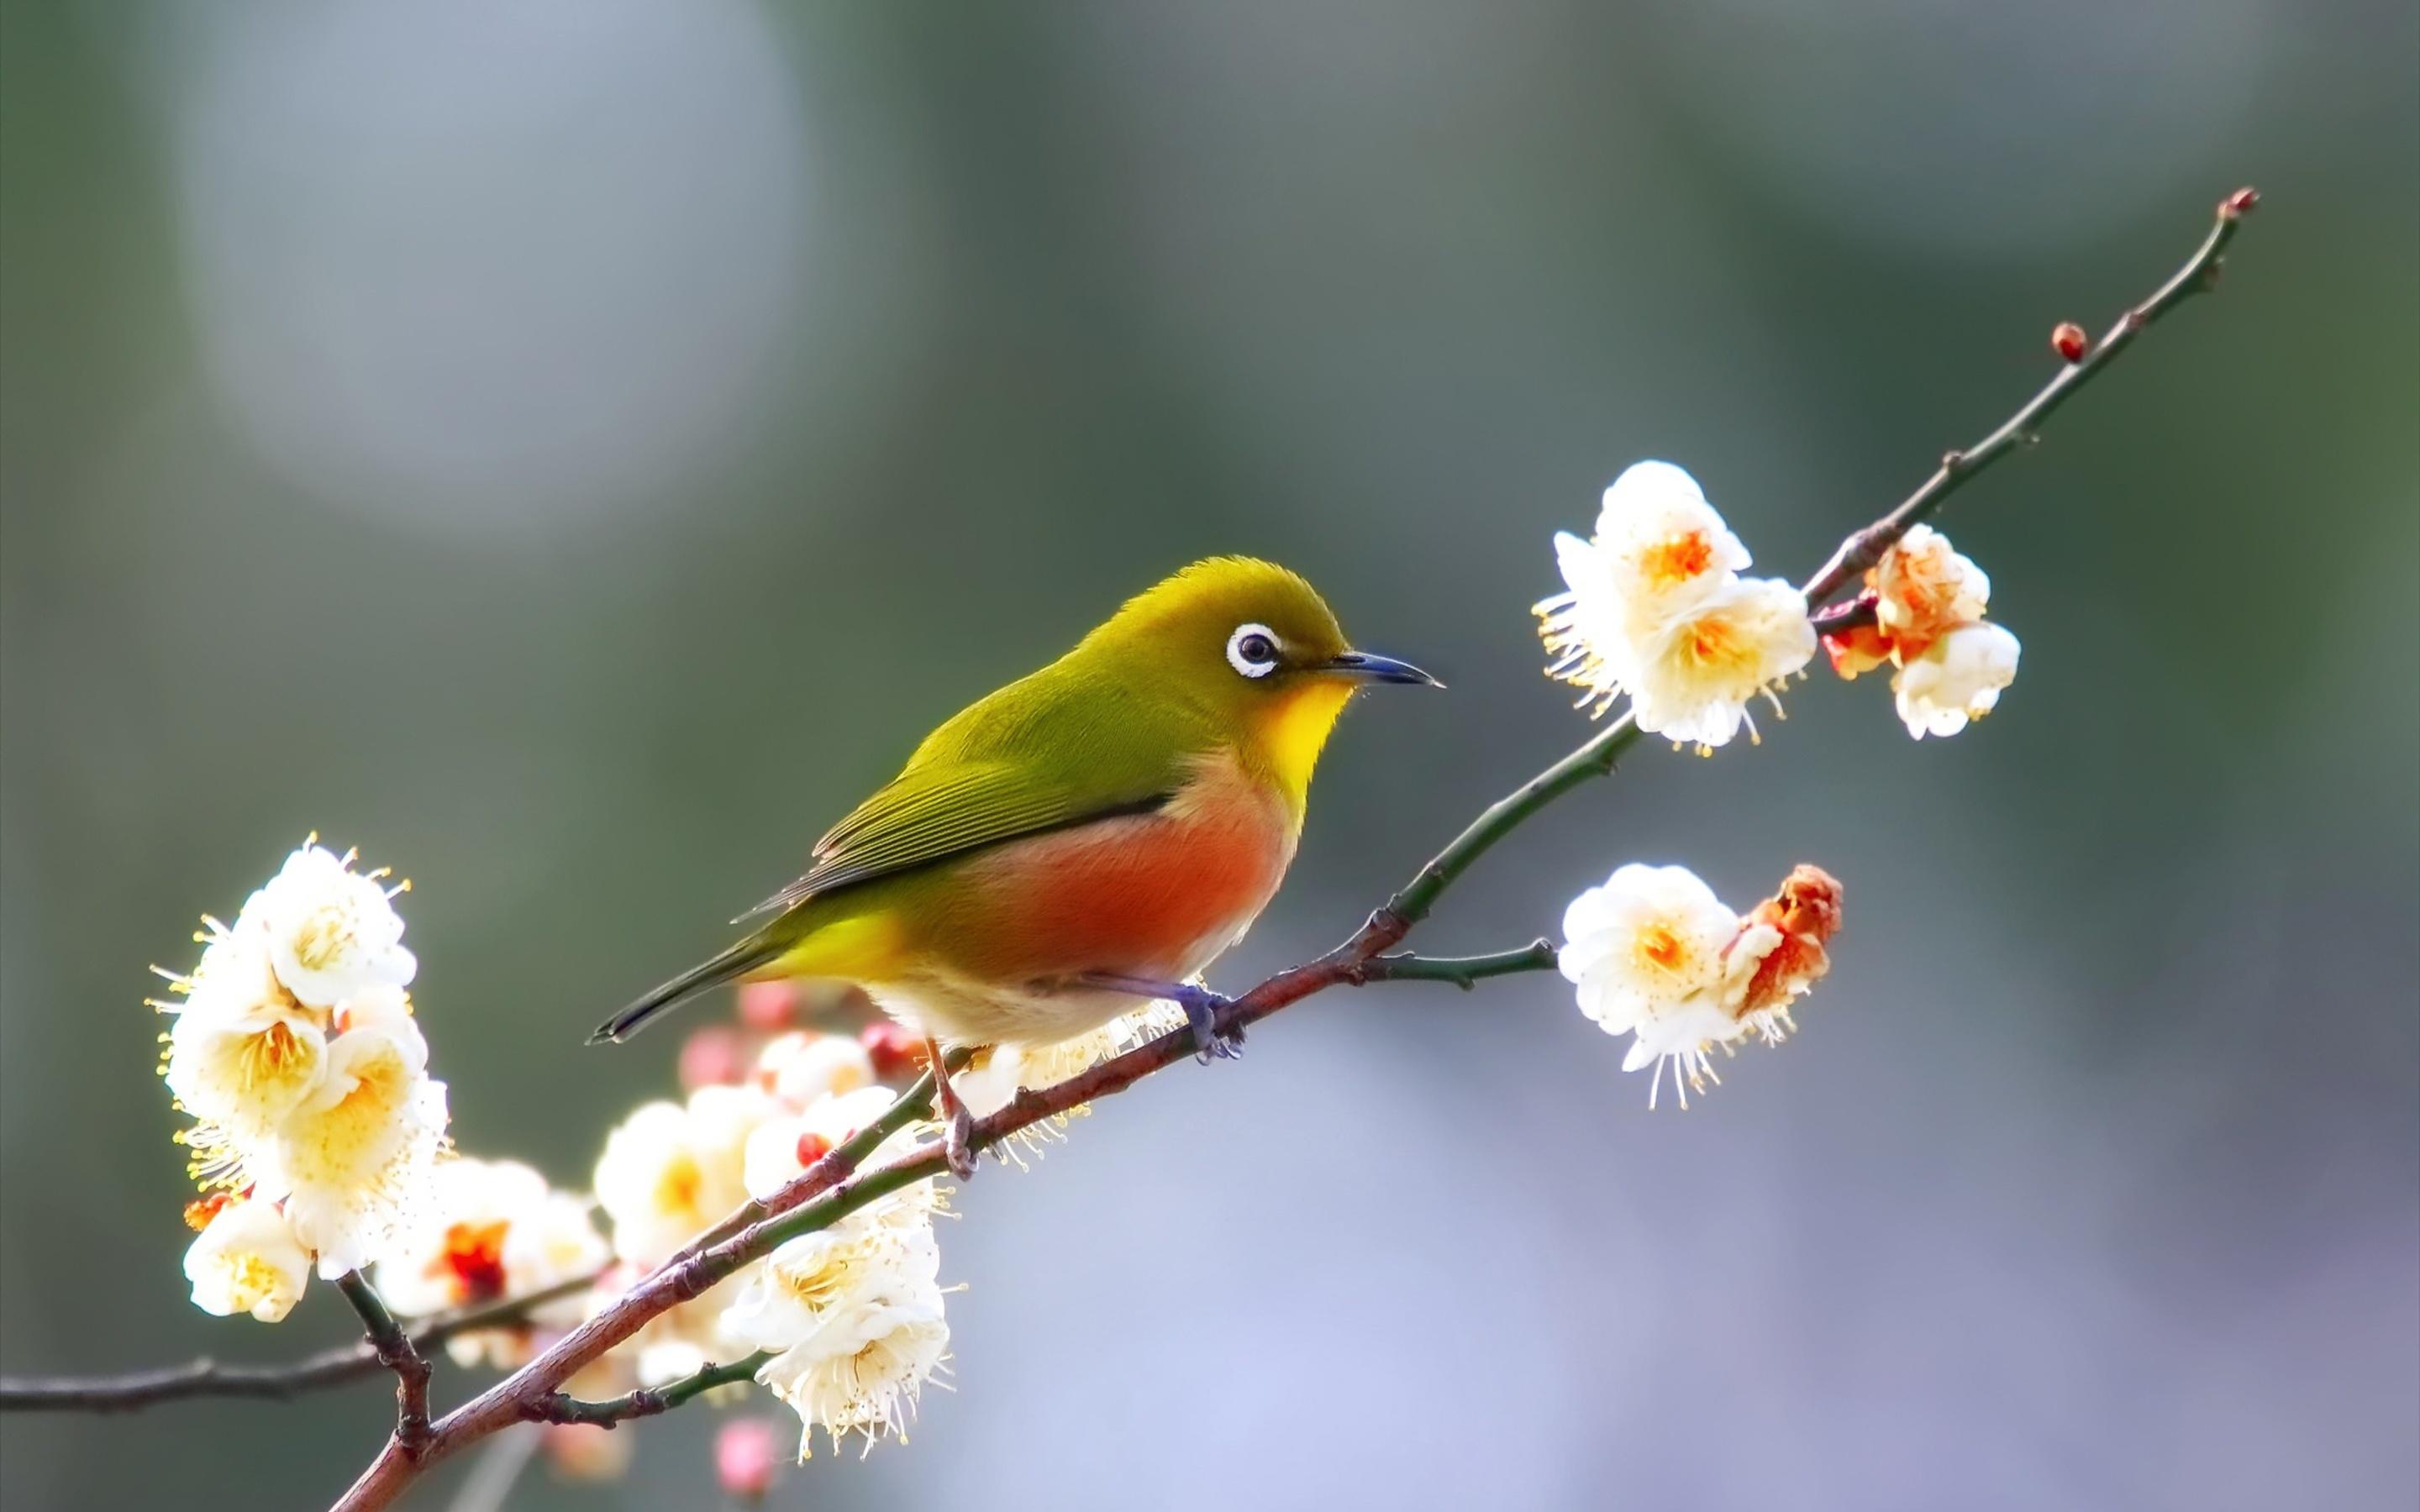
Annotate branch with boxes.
[335,1271,434,1457]
[1355,941,1561,990]
[529,1351,776,1429]
[315,185,2254,1510]
[1801,187,2258,606]
[681,1053,968,1257]
[0,1273,601,1414]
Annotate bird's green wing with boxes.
[737,673,1200,921]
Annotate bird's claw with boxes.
[942,1103,979,1180]
[1179,990,1244,1064]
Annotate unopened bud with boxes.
[736,979,798,1032]
[2220,186,2260,219]
[716,1418,781,1504]
[678,1025,748,1090]
[859,1019,926,1077]
[2050,322,2088,363]
[792,1130,833,1168]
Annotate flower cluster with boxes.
[1559,863,1843,1108]
[1537,461,1817,749]
[1819,524,2022,738]
[722,1184,950,1459]
[160,841,449,1320]
[585,1022,937,1418]
[373,1157,608,1367]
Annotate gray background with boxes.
[3,2,2415,1509]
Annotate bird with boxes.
[591,556,1439,1175]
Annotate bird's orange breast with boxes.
[918,747,1296,986]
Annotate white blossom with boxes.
[722,1221,941,1357]
[163,928,326,1137]
[756,1031,877,1108]
[757,1287,950,1459]
[1892,620,2021,739]
[1560,863,1843,1109]
[160,840,451,1299]
[1538,462,1754,714]
[1623,575,1817,749]
[183,1198,311,1323]
[376,1157,607,1366]
[740,1084,903,1203]
[1535,464,1814,746]
[1559,864,1740,1036]
[266,1013,450,1278]
[594,1084,777,1270]
[243,843,416,1009]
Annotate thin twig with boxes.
[1800,187,2257,607]
[335,1271,434,1456]
[1355,941,1561,990]
[0,1272,601,1414]
[681,1054,965,1257]
[529,1351,776,1429]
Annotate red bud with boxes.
[2221,186,2259,219]
[2050,322,2088,363]
[859,1020,926,1077]
[792,1131,833,1167]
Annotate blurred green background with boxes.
[3,3,2414,1509]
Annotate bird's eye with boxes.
[1226,623,1281,679]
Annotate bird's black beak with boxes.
[1323,649,1444,688]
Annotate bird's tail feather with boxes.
[590,939,784,1045]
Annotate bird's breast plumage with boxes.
[871,744,1296,1045]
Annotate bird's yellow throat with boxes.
[1255,678,1357,810]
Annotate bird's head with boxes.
[1084,557,1439,801]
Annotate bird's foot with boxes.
[1170,983,1243,1064]
[1068,973,1242,1063]
[941,1103,979,1181]
[926,1033,980,1180]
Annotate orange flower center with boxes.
[1686,614,1744,668]
[1639,531,1715,589]
[1634,922,1688,975]
[435,1218,512,1303]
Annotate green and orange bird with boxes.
[592,558,1439,1175]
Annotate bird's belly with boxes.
[886,759,1295,1045]
[952,806,1286,983]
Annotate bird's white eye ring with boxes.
[1226,622,1281,679]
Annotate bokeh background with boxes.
[3,2,2414,1509]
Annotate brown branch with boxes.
[334,1271,434,1457]
[0,1272,602,1414]
[268,188,2257,1512]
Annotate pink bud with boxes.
[2050,322,2088,363]
[737,980,799,1032]
[859,1020,925,1077]
[678,1025,748,1090]
[2221,186,2260,219]
[716,1418,782,1503]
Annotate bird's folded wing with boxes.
[735,758,1176,922]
